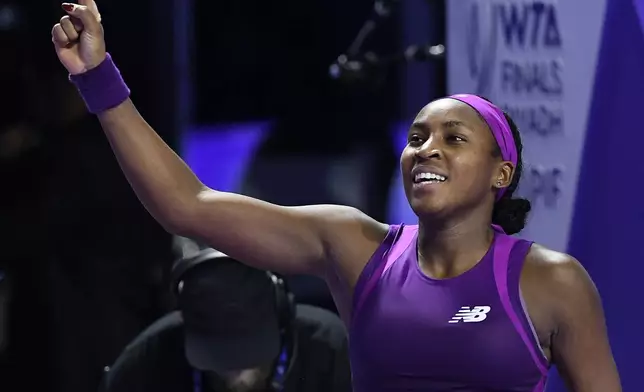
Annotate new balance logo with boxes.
[448,306,491,323]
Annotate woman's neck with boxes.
[417,213,495,279]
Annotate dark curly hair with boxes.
[480,98,531,235]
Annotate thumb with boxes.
[62,3,101,32]
[78,0,101,21]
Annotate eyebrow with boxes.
[410,119,467,131]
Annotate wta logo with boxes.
[465,1,563,97]
[449,306,492,323]
[466,1,497,96]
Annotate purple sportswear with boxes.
[349,224,549,391]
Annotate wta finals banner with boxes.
[447,0,606,251]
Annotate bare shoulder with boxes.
[523,246,621,390]
[523,243,601,321]
[524,244,594,291]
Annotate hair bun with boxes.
[492,197,531,235]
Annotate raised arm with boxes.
[93,99,387,275]
[51,1,387,276]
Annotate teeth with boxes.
[415,172,447,183]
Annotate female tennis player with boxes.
[51,2,621,391]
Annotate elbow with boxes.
[157,206,196,237]
[156,188,212,237]
[159,217,191,237]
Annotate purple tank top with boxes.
[349,224,549,391]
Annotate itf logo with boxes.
[466,1,497,96]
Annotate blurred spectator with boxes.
[100,249,352,392]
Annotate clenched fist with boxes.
[52,0,105,75]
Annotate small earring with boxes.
[496,180,502,187]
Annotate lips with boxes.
[411,166,449,185]
[413,172,447,184]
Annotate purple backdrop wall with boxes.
[564,0,644,390]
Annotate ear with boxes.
[493,161,515,190]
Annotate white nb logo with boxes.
[448,306,491,323]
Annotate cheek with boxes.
[452,154,494,188]
[400,149,414,170]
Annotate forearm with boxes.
[51,2,349,273]
[98,98,204,232]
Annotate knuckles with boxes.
[51,4,104,45]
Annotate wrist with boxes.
[69,53,130,114]
[70,53,107,76]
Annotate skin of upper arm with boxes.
[180,189,387,278]
[537,250,621,392]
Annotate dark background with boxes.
[0,1,445,391]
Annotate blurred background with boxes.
[0,0,642,391]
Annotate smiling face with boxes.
[401,98,514,220]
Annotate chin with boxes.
[406,190,451,218]
[408,199,450,220]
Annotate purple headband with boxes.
[448,94,517,200]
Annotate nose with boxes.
[414,138,442,160]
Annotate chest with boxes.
[349,266,545,389]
